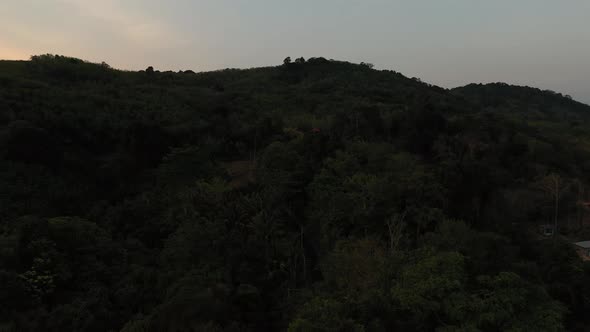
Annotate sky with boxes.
[1,0,589,104]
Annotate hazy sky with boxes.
[2,0,589,103]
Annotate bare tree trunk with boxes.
[355,112,359,136]
[300,227,306,283]
[540,174,563,239]
[554,177,559,238]
[578,181,583,230]
[252,129,258,163]
[387,211,406,254]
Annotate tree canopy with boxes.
[1,55,590,331]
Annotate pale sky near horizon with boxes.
[1,0,589,104]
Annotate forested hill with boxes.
[453,82,589,114]
[2,54,590,331]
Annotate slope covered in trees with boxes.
[1,54,590,331]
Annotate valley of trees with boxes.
[2,54,590,331]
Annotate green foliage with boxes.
[0,55,589,330]
[288,297,365,332]
[393,250,466,317]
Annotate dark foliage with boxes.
[1,55,589,331]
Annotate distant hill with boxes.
[453,82,589,114]
[2,54,590,331]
